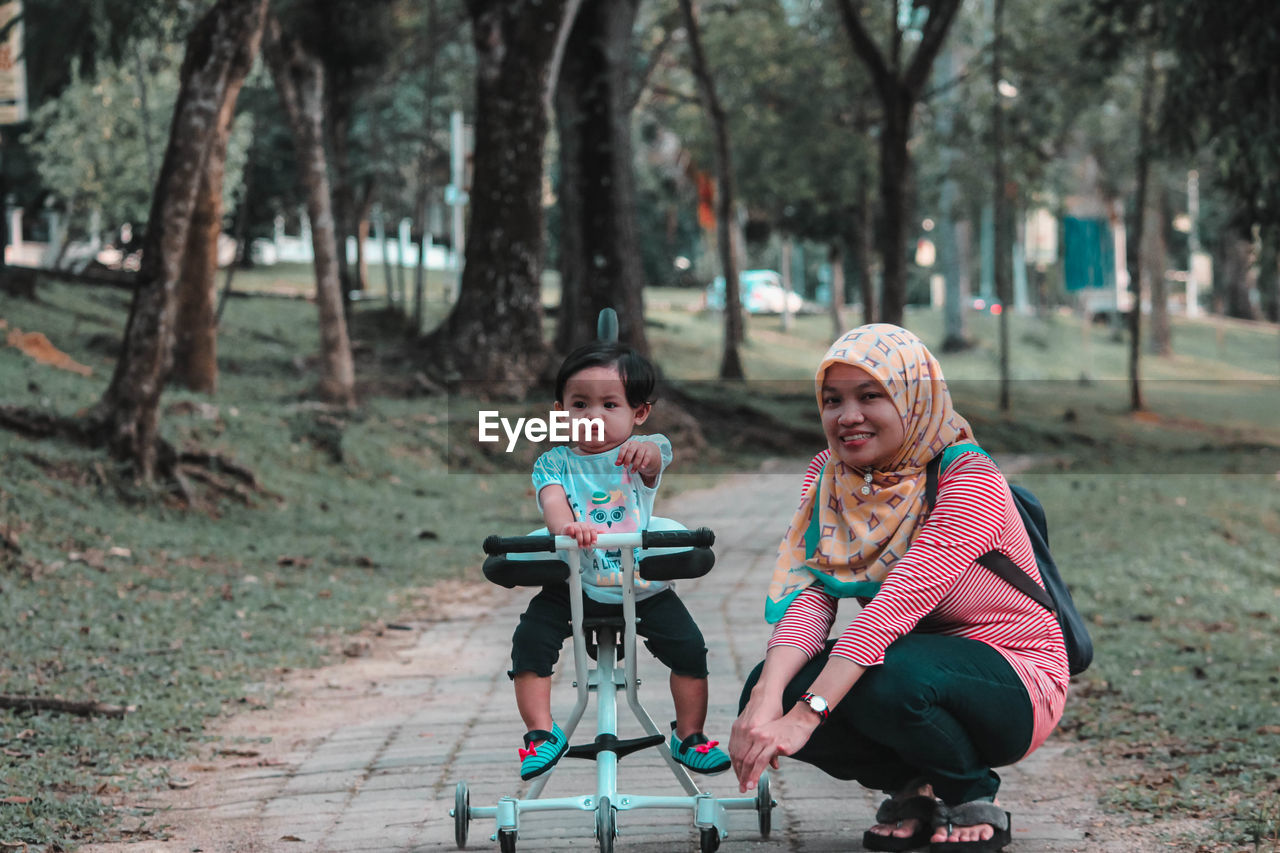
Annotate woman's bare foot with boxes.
[929,798,1000,845]
[866,782,935,841]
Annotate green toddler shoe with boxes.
[669,722,730,775]
[518,722,568,780]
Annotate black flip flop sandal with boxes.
[929,801,1013,853]
[863,790,942,851]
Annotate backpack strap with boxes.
[976,549,1056,614]
[925,444,1057,616]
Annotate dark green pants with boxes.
[739,633,1033,804]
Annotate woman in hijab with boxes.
[729,325,1069,853]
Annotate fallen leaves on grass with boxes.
[4,326,93,376]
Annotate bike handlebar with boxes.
[482,527,715,555]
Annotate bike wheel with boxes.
[498,828,517,853]
[699,826,720,853]
[451,782,470,848]
[757,771,774,838]
[595,795,615,853]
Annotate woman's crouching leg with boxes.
[840,634,1034,804]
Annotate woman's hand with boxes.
[730,703,819,793]
[730,696,782,791]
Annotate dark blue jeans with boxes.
[739,633,1033,804]
[510,585,709,679]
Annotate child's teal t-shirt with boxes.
[531,434,673,604]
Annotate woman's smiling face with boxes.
[819,362,906,469]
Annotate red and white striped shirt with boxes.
[771,449,1069,756]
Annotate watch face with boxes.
[808,695,828,713]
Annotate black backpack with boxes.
[926,444,1094,676]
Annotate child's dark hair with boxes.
[555,341,657,409]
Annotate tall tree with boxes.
[89,0,269,480]
[262,14,357,407]
[678,0,743,379]
[425,0,570,387]
[553,0,649,356]
[992,0,1011,411]
[1125,41,1156,411]
[171,37,256,393]
[834,0,963,327]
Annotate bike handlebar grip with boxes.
[483,534,556,555]
[640,527,715,549]
[483,555,570,588]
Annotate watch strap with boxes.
[799,692,830,722]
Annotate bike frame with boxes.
[467,531,761,845]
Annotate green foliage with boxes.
[17,0,182,107]
[1082,0,1280,232]
[23,38,252,239]
[642,0,877,244]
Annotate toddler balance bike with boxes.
[450,523,773,852]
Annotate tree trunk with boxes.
[993,0,1010,412]
[879,96,911,327]
[678,0,743,379]
[829,243,846,339]
[1216,233,1257,320]
[172,65,246,394]
[412,0,440,337]
[90,0,269,481]
[328,79,361,298]
[424,0,569,388]
[851,165,875,324]
[1146,186,1172,356]
[780,235,794,331]
[1126,43,1155,412]
[352,178,375,299]
[262,15,357,407]
[1258,225,1279,323]
[553,0,649,356]
[938,195,967,350]
[835,0,962,329]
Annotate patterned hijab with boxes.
[765,324,975,623]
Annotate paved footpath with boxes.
[86,465,1139,853]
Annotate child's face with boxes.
[555,365,650,454]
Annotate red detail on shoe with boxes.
[694,740,719,754]
[518,746,538,759]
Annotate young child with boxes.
[510,340,729,780]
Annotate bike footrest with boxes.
[567,733,665,761]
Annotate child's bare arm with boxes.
[615,440,664,488]
[538,484,596,547]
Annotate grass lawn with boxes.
[2,277,1279,850]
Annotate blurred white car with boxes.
[704,269,804,314]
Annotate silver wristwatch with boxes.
[799,692,830,722]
